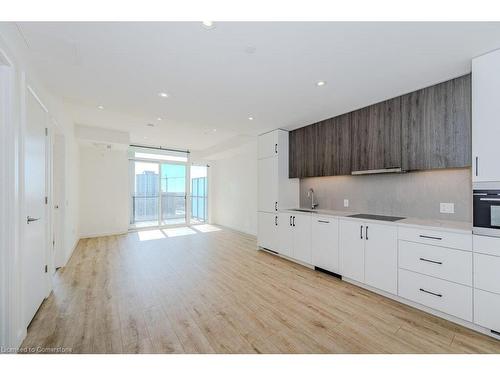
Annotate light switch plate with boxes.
[440,203,455,214]
[344,199,349,208]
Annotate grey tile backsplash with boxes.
[299,168,472,222]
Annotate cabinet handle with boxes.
[419,235,442,241]
[290,216,292,226]
[275,216,278,226]
[419,288,442,298]
[275,201,278,211]
[419,257,442,265]
[318,220,330,223]
[292,216,295,227]
[360,225,363,239]
[365,226,368,240]
[475,156,478,177]
[275,143,278,154]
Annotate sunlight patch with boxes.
[162,227,197,237]
[137,229,166,241]
[193,224,221,233]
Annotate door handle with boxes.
[419,257,443,265]
[290,216,292,226]
[292,216,295,227]
[365,226,368,240]
[360,225,363,239]
[318,220,330,223]
[27,216,40,224]
[419,288,442,298]
[419,235,442,241]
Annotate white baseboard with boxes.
[79,230,128,239]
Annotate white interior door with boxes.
[23,88,48,326]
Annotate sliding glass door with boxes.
[129,147,208,229]
[131,161,160,228]
[190,165,208,224]
[160,163,186,226]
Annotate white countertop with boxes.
[280,208,472,234]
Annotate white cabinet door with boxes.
[364,222,398,294]
[311,216,340,273]
[340,220,365,282]
[472,50,500,182]
[258,157,278,213]
[474,288,500,332]
[278,212,293,257]
[258,131,278,159]
[257,212,278,251]
[292,213,312,264]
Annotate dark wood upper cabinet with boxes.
[350,97,402,172]
[401,74,471,171]
[288,74,471,178]
[289,113,351,178]
[315,113,352,176]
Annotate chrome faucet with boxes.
[307,188,318,210]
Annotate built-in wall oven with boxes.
[473,188,500,237]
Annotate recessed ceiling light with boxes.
[248,116,254,121]
[158,92,168,98]
[316,81,326,87]
[97,105,104,110]
[212,128,217,132]
[157,117,162,121]
[144,136,148,139]
[202,21,215,29]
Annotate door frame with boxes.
[129,157,192,229]
[23,85,52,324]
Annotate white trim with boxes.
[80,231,127,239]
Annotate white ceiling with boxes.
[8,22,500,153]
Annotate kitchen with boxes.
[257,50,500,340]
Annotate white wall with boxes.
[209,140,258,235]
[0,27,80,349]
[79,145,129,238]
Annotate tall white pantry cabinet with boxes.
[257,130,299,252]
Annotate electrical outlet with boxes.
[344,199,349,208]
[440,203,455,214]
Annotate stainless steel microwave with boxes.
[473,189,500,237]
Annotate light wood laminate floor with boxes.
[21,225,500,353]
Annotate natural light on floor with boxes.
[193,224,221,233]
[137,229,166,241]
[162,227,197,237]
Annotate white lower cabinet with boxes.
[474,289,500,332]
[340,219,398,293]
[257,212,279,252]
[364,223,398,294]
[278,212,311,263]
[311,216,340,273]
[399,268,473,322]
[340,220,365,283]
[473,251,500,332]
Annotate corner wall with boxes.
[209,140,258,236]
[79,145,130,238]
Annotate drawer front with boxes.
[398,241,472,286]
[473,234,500,257]
[474,289,500,332]
[398,269,473,322]
[398,226,471,251]
[474,253,500,294]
